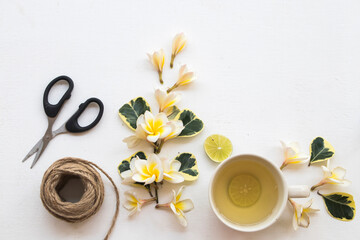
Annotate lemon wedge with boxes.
[228,174,261,207]
[204,134,233,162]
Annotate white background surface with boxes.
[1,0,360,239]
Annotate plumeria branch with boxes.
[167,65,195,93]
[123,191,157,216]
[280,141,309,170]
[289,198,319,230]
[148,49,165,84]
[145,185,154,198]
[155,186,194,227]
[154,182,159,203]
[311,161,350,191]
[170,33,187,68]
[154,139,165,154]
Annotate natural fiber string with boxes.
[40,157,119,240]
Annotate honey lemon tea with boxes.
[212,158,279,225]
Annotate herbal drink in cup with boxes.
[209,154,310,232]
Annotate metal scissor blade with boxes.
[22,139,43,163]
[30,138,51,169]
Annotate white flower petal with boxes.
[120,169,133,179]
[292,210,299,230]
[148,49,165,71]
[299,213,310,228]
[176,65,195,86]
[172,33,187,55]
[124,191,136,201]
[176,212,188,227]
[123,201,136,211]
[293,154,310,161]
[326,178,343,184]
[286,147,297,159]
[156,112,169,124]
[144,111,154,127]
[321,166,332,177]
[176,186,185,202]
[136,114,145,125]
[134,159,148,174]
[170,160,181,171]
[132,173,148,182]
[128,206,140,216]
[147,133,160,142]
[148,153,160,164]
[302,199,314,209]
[332,167,346,179]
[155,88,180,112]
[176,199,194,213]
[159,125,172,139]
[135,125,147,139]
[122,176,135,184]
[155,88,166,103]
[129,158,136,171]
[164,172,184,183]
[161,158,170,172]
[123,135,141,148]
[144,174,156,185]
[179,65,187,76]
[170,202,179,215]
[171,189,177,202]
[288,142,300,153]
[306,208,320,214]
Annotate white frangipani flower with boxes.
[176,64,195,86]
[147,49,165,84]
[311,161,351,191]
[280,141,309,170]
[161,157,184,183]
[155,88,181,112]
[132,154,163,185]
[167,65,195,93]
[123,191,155,216]
[289,198,319,230]
[170,33,187,68]
[139,111,172,143]
[169,186,194,227]
[156,186,194,227]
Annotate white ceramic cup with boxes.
[209,154,309,232]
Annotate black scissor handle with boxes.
[65,98,104,133]
[43,76,74,118]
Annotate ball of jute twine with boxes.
[40,157,119,240]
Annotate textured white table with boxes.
[1,0,359,239]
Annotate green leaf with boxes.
[117,151,147,177]
[165,106,180,120]
[175,153,199,181]
[309,137,335,165]
[175,109,204,137]
[318,192,356,221]
[118,161,130,173]
[118,97,151,131]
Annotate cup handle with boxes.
[288,185,310,198]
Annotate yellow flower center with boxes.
[144,118,165,136]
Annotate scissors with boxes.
[22,75,104,168]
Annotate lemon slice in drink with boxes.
[204,134,233,162]
[228,174,261,207]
